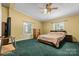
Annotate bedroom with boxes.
[0,3,79,56]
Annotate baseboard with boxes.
[15,38,32,42]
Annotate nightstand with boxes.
[64,35,73,42]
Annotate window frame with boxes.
[23,21,32,34]
[53,22,64,31]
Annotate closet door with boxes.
[2,22,6,36]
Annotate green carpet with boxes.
[4,39,79,56]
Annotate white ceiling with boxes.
[15,3,79,21]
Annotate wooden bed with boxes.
[37,30,67,48]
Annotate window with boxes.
[53,22,64,31]
[23,22,32,34]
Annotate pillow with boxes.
[56,32,65,35]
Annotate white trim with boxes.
[1,0,79,3]
[15,38,32,42]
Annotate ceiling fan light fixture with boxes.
[47,11,51,14]
[43,9,51,14]
[43,8,47,14]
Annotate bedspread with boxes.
[37,32,66,47]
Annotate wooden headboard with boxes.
[50,30,67,33]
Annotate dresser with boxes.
[33,29,40,39]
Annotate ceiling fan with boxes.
[40,3,58,14]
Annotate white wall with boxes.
[0,4,2,36]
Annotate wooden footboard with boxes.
[37,39,58,48]
[37,39,65,48]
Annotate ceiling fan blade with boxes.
[46,3,52,6]
[46,3,52,9]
